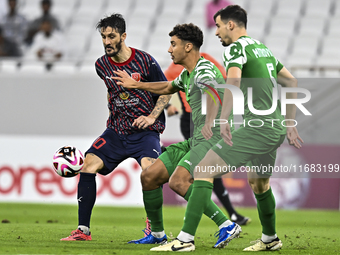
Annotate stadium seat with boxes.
[147,33,172,68]
[0,59,21,73]
[264,36,291,62]
[298,16,327,37]
[290,35,320,56]
[303,0,332,18]
[316,52,340,69]
[50,61,79,74]
[327,17,340,37]
[105,0,132,17]
[275,0,303,18]
[320,37,340,56]
[51,0,79,29]
[127,11,154,35]
[232,0,249,10]
[162,0,189,16]
[20,0,42,20]
[246,14,269,40]
[247,0,275,16]
[266,16,297,37]
[19,61,46,74]
[132,0,162,17]
[202,29,224,65]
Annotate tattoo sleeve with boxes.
[149,95,172,119]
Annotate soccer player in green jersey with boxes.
[149,5,303,252]
[113,23,242,251]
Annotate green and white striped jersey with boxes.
[171,57,231,140]
[223,35,286,134]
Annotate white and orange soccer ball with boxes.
[52,146,84,177]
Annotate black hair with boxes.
[96,13,126,35]
[213,5,247,29]
[169,23,203,49]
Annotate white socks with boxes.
[177,231,194,242]
[218,220,233,229]
[152,231,165,238]
[78,225,90,235]
[262,233,277,243]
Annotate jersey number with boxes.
[93,137,106,149]
[266,63,278,88]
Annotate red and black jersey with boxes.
[95,48,167,135]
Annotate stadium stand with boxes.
[0,0,338,77]
[0,0,339,147]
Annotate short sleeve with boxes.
[95,59,105,80]
[194,61,220,93]
[276,58,284,73]
[222,41,246,72]
[171,69,186,91]
[148,55,168,82]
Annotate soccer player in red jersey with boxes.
[61,13,171,241]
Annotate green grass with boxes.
[0,203,339,254]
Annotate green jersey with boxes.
[223,36,286,134]
[171,57,232,141]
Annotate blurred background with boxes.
[0,0,339,210]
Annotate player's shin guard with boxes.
[181,180,213,236]
[255,187,276,235]
[78,172,97,228]
[184,183,228,227]
[143,187,164,232]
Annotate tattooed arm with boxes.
[132,95,172,129]
[149,95,172,119]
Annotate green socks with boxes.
[255,187,276,235]
[181,180,214,236]
[184,183,228,227]
[143,187,164,232]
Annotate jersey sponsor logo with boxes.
[115,97,139,107]
[131,73,141,82]
[119,92,130,100]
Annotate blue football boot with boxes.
[214,222,242,248]
[128,229,167,244]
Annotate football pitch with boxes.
[0,203,339,254]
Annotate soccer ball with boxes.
[52,146,84,177]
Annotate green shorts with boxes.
[212,127,286,176]
[159,135,221,177]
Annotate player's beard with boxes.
[105,39,122,57]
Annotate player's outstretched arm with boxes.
[112,70,178,95]
[277,67,304,149]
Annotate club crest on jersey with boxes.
[119,92,130,100]
[131,72,141,82]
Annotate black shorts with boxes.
[86,128,161,175]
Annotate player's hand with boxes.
[201,122,213,140]
[111,70,138,89]
[167,105,179,116]
[133,115,155,129]
[286,126,303,149]
[220,122,233,146]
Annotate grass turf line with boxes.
[0,203,339,254]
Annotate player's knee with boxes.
[80,153,104,174]
[168,175,187,196]
[141,167,166,190]
[248,178,270,194]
